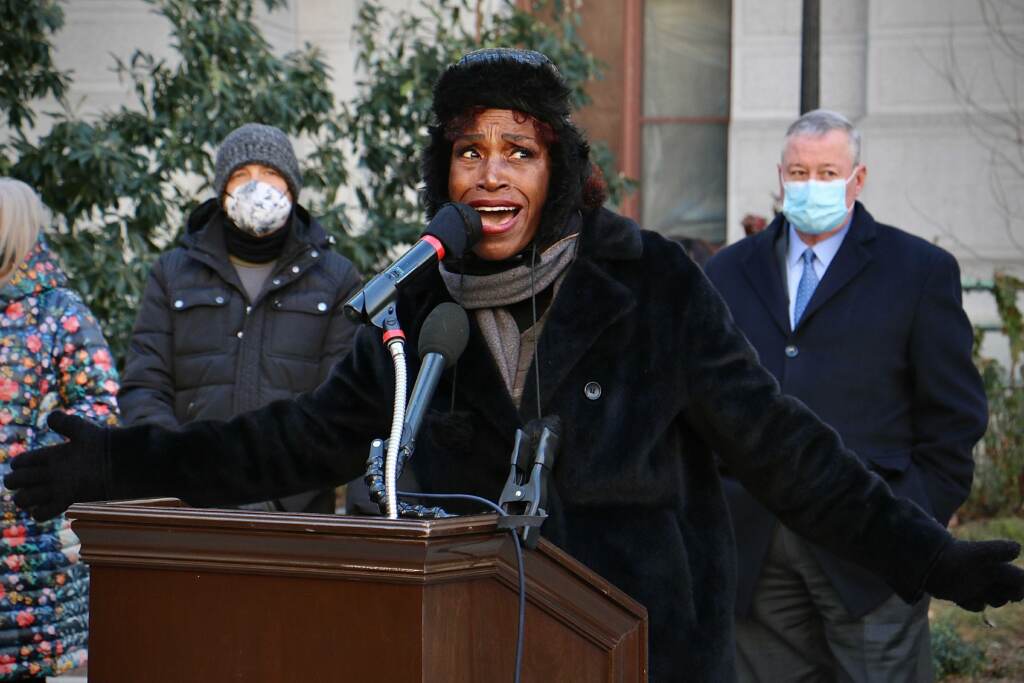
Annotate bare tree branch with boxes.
[926,0,1024,259]
[905,190,984,261]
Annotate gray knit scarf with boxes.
[439,234,579,404]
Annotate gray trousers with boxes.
[736,526,933,683]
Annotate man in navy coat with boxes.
[705,109,988,682]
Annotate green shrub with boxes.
[2,0,351,366]
[0,0,69,132]
[931,619,984,679]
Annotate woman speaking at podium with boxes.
[7,49,1024,682]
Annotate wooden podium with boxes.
[69,500,647,682]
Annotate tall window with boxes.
[575,0,732,243]
[641,0,731,243]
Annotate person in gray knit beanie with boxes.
[110,119,362,520]
[213,123,303,200]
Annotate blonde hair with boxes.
[0,178,46,285]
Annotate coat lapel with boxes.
[796,204,876,329]
[741,220,791,336]
[520,250,637,420]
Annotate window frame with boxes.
[621,0,732,229]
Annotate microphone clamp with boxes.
[497,416,561,549]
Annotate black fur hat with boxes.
[422,48,601,253]
[431,49,572,129]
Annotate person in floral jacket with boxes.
[0,178,119,680]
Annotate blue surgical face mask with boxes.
[781,167,859,235]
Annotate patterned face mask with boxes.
[224,180,292,236]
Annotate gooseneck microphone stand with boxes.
[379,306,407,520]
[363,302,471,519]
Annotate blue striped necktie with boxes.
[793,248,819,326]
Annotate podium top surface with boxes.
[69,497,505,538]
[67,499,647,626]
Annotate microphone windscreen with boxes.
[424,202,483,258]
[419,302,470,367]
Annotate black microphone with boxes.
[401,302,470,453]
[344,203,482,328]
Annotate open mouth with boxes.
[474,205,522,230]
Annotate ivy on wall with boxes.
[965,272,1024,518]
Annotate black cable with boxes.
[397,491,526,683]
[529,243,542,422]
[449,362,458,413]
[452,272,464,414]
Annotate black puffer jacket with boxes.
[119,200,362,509]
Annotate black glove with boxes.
[6,412,112,521]
[924,539,1024,611]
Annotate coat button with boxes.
[584,381,602,400]
[173,299,184,309]
[291,265,300,274]
[214,295,225,304]
[236,331,244,339]
[311,250,319,258]
[245,305,252,314]
[317,302,327,312]
[274,300,282,308]
[272,278,281,286]
[785,345,799,358]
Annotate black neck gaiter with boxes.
[223,216,291,263]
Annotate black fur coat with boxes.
[110,207,952,681]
